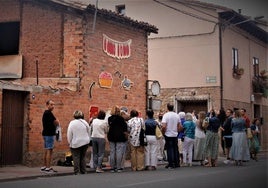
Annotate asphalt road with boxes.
[0,157,267,188]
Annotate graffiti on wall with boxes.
[99,71,113,88]
[103,34,132,59]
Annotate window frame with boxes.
[252,57,259,77]
[232,48,239,70]
[0,21,20,56]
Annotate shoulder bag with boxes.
[247,127,253,139]
[155,124,163,139]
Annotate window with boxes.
[116,5,126,15]
[232,48,238,70]
[0,22,20,56]
[232,48,244,77]
[253,57,259,77]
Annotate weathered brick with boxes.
[0,0,150,166]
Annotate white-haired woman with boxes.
[181,113,196,167]
[67,110,91,175]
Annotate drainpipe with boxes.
[92,0,98,33]
[219,23,223,108]
[36,59,39,85]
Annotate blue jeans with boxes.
[109,142,126,170]
[165,136,179,167]
[92,137,106,168]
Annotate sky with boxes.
[83,0,268,21]
[198,0,268,20]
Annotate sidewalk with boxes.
[0,158,208,182]
[0,153,266,182]
[0,160,133,182]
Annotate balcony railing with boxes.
[252,74,268,97]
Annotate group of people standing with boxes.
[41,100,261,175]
[180,107,261,168]
[220,108,261,165]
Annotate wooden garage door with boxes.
[1,90,26,166]
[177,100,208,114]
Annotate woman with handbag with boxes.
[67,110,91,175]
[128,109,145,171]
[249,118,261,161]
[144,109,159,170]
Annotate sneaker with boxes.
[110,168,117,173]
[44,168,57,174]
[181,163,188,167]
[96,168,104,173]
[165,165,174,169]
[40,166,46,172]
[117,168,123,173]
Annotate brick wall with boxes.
[21,2,62,78]
[158,86,221,112]
[1,0,149,166]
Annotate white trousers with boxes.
[145,135,158,167]
[183,136,195,164]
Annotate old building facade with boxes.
[0,0,157,166]
[86,0,268,150]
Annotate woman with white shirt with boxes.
[91,110,109,173]
[67,110,91,175]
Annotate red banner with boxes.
[103,34,131,59]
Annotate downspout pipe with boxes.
[219,23,223,108]
[92,0,98,33]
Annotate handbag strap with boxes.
[79,119,90,132]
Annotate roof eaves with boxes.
[46,0,158,34]
[49,0,88,10]
[219,10,268,44]
[86,4,158,34]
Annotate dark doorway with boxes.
[177,100,207,114]
[1,90,27,166]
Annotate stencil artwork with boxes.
[121,75,133,90]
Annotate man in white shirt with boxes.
[162,103,181,168]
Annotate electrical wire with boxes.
[174,0,218,19]
[153,0,217,24]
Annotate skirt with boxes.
[230,132,250,161]
[193,137,206,161]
